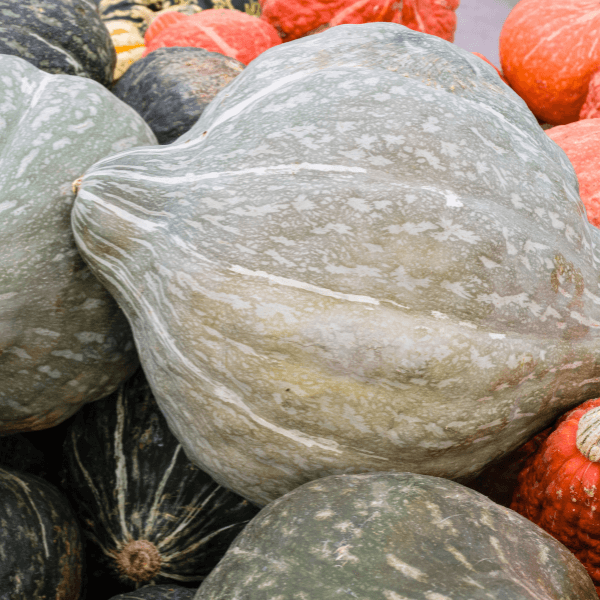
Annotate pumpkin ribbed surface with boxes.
[259,0,398,41]
[546,119,600,228]
[143,9,281,65]
[511,397,600,594]
[499,0,600,125]
[61,368,260,592]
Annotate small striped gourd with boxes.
[61,368,260,593]
[0,0,116,87]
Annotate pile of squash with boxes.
[2,0,600,598]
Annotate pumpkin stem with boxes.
[115,539,162,583]
[576,406,600,462]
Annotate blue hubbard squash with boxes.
[112,47,244,144]
[0,55,157,434]
[0,0,116,87]
[193,472,597,599]
[60,368,259,593]
[71,22,600,506]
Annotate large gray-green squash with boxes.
[194,472,597,600]
[0,55,157,434]
[72,22,600,505]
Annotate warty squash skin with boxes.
[0,467,84,600]
[71,23,600,506]
[0,0,116,88]
[194,472,598,600]
[0,55,157,434]
[511,397,600,594]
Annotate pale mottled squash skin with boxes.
[194,472,597,600]
[72,23,600,505]
[0,56,157,434]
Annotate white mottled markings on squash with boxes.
[229,265,380,306]
[489,536,509,564]
[385,554,427,581]
[314,509,335,520]
[383,592,412,600]
[444,544,474,571]
[425,593,452,600]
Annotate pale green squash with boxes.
[72,23,600,505]
[0,55,157,434]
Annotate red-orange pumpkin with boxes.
[499,0,600,125]
[581,69,600,120]
[510,397,600,594]
[546,119,600,228]
[258,0,458,43]
[144,10,187,46]
[143,9,281,65]
[392,0,459,43]
[258,0,398,41]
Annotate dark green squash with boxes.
[111,47,244,144]
[194,472,597,599]
[110,585,195,599]
[0,467,84,599]
[61,368,260,593]
[0,0,116,87]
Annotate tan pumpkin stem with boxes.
[115,539,162,583]
[576,406,600,462]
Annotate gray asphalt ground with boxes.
[453,0,520,67]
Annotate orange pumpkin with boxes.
[143,9,281,65]
[392,0,459,43]
[546,119,600,228]
[511,397,600,594]
[258,0,398,41]
[499,0,600,125]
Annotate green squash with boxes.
[72,22,600,505]
[111,47,244,144]
[194,472,597,600]
[61,368,259,593]
[0,467,84,599]
[0,55,157,434]
[0,0,116,87]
